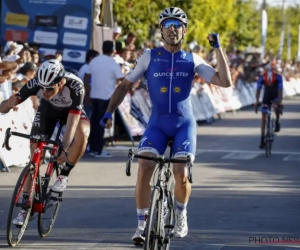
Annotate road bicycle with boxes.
[256,103,278,157]
[125,141,193,250]
[3,121,64,247]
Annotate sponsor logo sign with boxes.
[35,15,58,27]
[174,87,181,93]
[160,87,168,93]
[63,49,86,63]
[33,30,58,45]
[5,13,29,26]
[63,16,88,30]
[63,32,87,47]
[4,30,28,42]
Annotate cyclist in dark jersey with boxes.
[255,65,283,149]
[0,59,90,225]
[100,7,232,244]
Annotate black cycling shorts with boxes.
[31,99,89,139]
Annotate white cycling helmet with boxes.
[159,7,188,27]
[37,59,65,86]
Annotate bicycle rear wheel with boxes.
[38,162,62,237]
[144,187,163,250]
[6,163,35,247]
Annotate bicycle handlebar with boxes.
[2,127,62,151]
[125,149,193,183]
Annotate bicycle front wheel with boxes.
[38,163,62,237]
[6,163,35,247]
[163,180,175,250]
[144,187,163,250]
[265,137,272,157]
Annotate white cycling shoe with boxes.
[132,226,145,245]
[52,175,68,192]
[173,213,188,238]
[13,210,27,226]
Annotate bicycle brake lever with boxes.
[2,128,12,150]
[126,149,133,176]
[187,155,193,184]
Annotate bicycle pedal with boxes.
[133,239,144,247]
[164,225,174,229]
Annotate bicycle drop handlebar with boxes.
[2,127,62,152]
[125,149,193,183]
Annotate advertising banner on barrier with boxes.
[0,0,92,70]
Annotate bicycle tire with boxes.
[144,187,162,250]
[6,163,35,247]
[38,163,62,237]
[163,180,175,250]
[265,138,270,157]
[265,116,271,157]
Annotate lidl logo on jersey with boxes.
[160,87,168,93]
[174,87,181,93]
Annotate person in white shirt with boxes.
[78,50,99,119]
[84,41,124,158]
[78,50,99,81]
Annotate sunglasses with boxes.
[162,19,183,29]
[40,85,57,92]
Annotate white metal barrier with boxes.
[0,78,299,170]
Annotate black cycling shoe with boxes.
[259,141,265,149]
[274,121,280,132]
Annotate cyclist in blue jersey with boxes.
[100,7,232,244]
[254,65,283,149]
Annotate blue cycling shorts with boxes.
[138,113,197,160]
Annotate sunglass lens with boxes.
[163,19,182,29]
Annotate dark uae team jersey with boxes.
[17,72,85,115]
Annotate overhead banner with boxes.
[0,0,93,70]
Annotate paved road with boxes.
[0,96,300,249]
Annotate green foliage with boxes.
[113,0,300,60]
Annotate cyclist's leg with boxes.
[52,112,90,192]
[132,122,168,242]
[171,118,196,238]
[260,96,271,149]
[273,97,281,132]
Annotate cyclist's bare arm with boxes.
[256,89,261,104]
[255,76,263,104]
[0,77,39,113]
[210,48,232,88]
[0,95,19,113]
[106,78,134,113]
[277,89,283,104]
[62,113,81,152]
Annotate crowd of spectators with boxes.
[0,30,300,157]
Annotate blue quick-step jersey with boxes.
[126,47,217,159]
